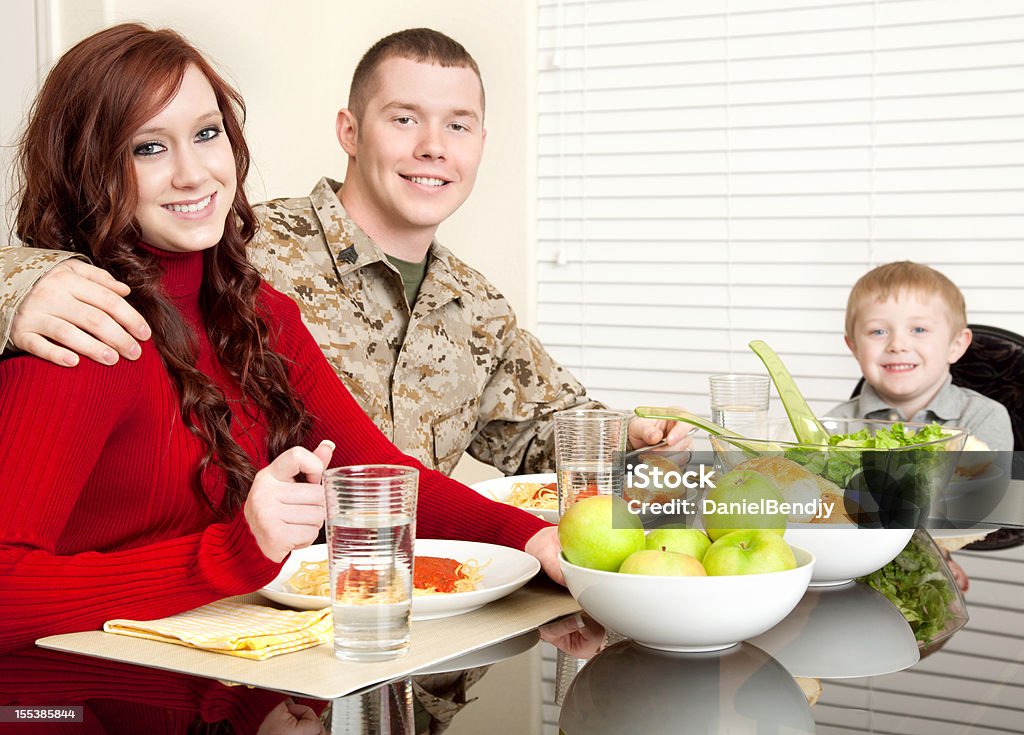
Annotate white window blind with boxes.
[536,0,1024,419]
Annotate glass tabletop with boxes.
[3,537,1022,734]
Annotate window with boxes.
[537,0,1024,417]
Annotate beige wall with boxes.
[0,1,46,245]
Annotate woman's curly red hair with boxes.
[14,23,310,513]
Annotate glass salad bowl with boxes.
[707,417,967,584]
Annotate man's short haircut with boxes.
[348,28,485,120]
[845,260,968,337]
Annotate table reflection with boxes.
[559,640,815,735]
[749,582,920,678]
[3,555,1016,735]
[0,647,326,734]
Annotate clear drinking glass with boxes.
[708,374,771,436]
[554,409,631,517]
[323,465,418,662]
[331,677,414,734]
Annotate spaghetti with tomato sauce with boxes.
[414,556,486,595]
[286,555,487,600]
[501,481,600,511]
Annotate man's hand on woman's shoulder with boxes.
[11,260,150,366]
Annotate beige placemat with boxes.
[36,581,579,700]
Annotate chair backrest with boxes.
[850,324,1024,452]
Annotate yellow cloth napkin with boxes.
[103,600,332,660]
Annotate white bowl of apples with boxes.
[783,525,914,587]
[557,495,814,652]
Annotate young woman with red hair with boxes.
[0,23,560,653]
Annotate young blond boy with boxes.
[828,261,1012,452]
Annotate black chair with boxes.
[851,324,1024,549]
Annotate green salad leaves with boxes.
[858,533,958,645]
[784,422,950,489]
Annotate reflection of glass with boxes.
[332,677,414,734]
[749,581,920,678]
[559,640,814,734]
[541,614,614,705]
[553,648,587,706]
[554,410,630,517]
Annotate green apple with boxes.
[702,529,797,576]
[702,469,787,542]
[645,526,712,562]
[558,495,645,572]
[619,549,707,576]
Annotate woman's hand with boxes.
[524,526,564,585]
[244,441,335,563]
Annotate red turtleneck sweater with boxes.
[0,246,547,652]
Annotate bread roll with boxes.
[736,456,856,524]
[955,435,992,479]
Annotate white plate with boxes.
[258,539,540,621]
[470,473,558,523]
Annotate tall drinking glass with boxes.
[554,409,631,517]
[708,374,771,436]
[332,677,414,734]
[323,465,418,662]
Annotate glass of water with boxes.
[323,465,418,662]
[554,409,631,517]
[332,677,414,733]
[708,374,771,436]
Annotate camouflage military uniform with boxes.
[0,177,602,474]
[1,247,86,354]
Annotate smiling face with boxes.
[336,57,486,252]
[846,289,971,416]
[131,64,236,253]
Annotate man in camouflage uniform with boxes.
[2,29,687,476]
[247,176,607,475]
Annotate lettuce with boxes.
[784,422,950,489]
[858,533,957,645]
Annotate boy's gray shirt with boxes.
[827,375,1014,451]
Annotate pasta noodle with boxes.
[286,560,330,597]
[333,565,408,605]
[284,555,487,600]
[501,481,558,511]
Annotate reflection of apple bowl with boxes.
[558,547,814,652]
[559,640,815,735]
[710,417,966,531]
[749,582,920,678]
[783,525,914,587]
[947,463,1003,495]
[937,459,1010,525]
